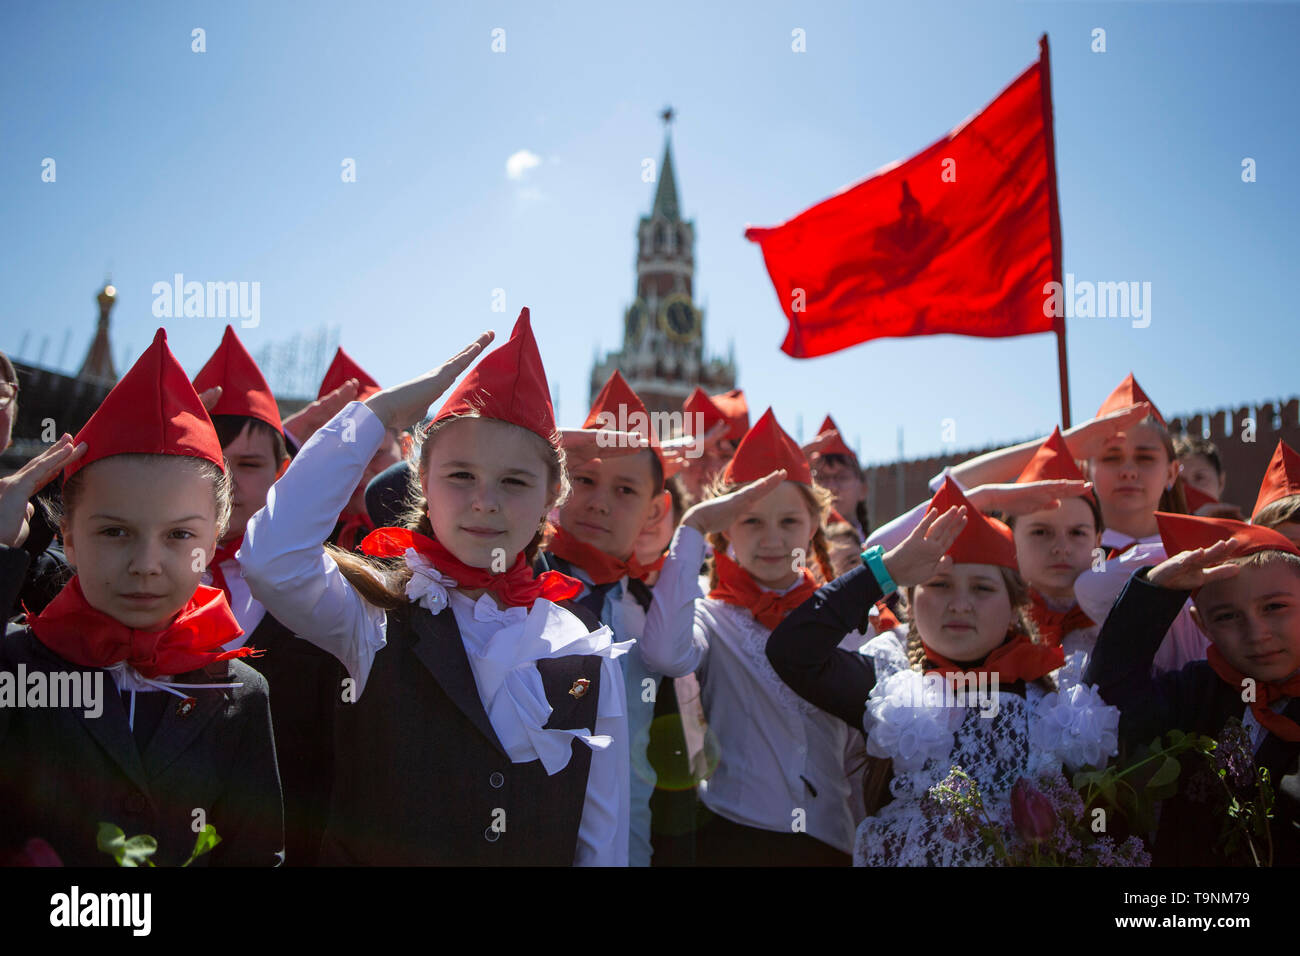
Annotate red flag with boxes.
[745,44,1061,359]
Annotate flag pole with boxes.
[1038,33,1070,428]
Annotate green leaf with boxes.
[1147,755,1181,790]
[181,825,222,867]
[96,822,126,864]
[119,834,157,868]
[1072,770,1101,790]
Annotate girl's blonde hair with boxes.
[702,473,837,587]
[1253,493,1300,530]
[329,413,568,610]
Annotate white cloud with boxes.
[505,149,541,181]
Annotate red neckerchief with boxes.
[28,578,252,679]
[872,600,903,633]
[207,533,244,605]
[1207,645,1300,743]
[921,632,1065,686]
[1026,590,1094,648]
[336,511,374,553]
[1106,538,1143,560]
[360,527,582,609]
[708,550,818,630]
[546,522,666,586]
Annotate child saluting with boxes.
[239,310,631,865]
[1,329,282,865]
[1085,511,1300,865]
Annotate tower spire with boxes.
[652,105,680,222]
[79,280,118,383]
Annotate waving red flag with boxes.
[745,41,1062,360]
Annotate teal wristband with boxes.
[860,545,896,594]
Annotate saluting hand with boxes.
[664,421,730,479]
[365,332,495,431]
[0,435,86,548]
[197,385,223,413]
[968,479,1094,517]
[1064,402,1154,460]
[682,469,787,535]
[881,504,967,589]
[282,378,361,443]
[801,429,839,460]
[1148,539,1242,591]
[560,428,648,471]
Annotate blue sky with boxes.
[2,0,1296,465]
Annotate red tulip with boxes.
[1011,778,1056,844]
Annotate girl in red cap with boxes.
[768,479,1121,866]
[239,311,631,865]
[1251,439,1300,548]
[869,373,1204,673]
[0,329,282,866]
[640,408,864,865]
[806,414,870,541]
[867,428,1102,679]
[1085,513,1300,865]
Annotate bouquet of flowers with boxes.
[926,718,1277,866]
[926,765,1150,866]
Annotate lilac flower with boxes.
[927,766,982,841]
[1214,718,1255,791]
[1039,770,1085,823]
[1116,836,1152,867]
[1091,836,1118,866]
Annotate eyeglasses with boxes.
[0,381,17,410]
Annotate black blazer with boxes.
[1085,568,1300,866]
[240,610,342,867]
[0,547,283,866]
[320,596,610,866]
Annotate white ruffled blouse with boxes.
[855,634,1120,867]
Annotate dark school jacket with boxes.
[319,596,608,866]
[1084,568,1300,866]
[0,545,283,867]
[239,609,342,867]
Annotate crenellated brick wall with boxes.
[863,398,1300,528]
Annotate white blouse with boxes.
[238,401,630,866]
[201,558,265,650]
[641,524,868,854]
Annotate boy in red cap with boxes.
[1085,512,1300,865]
[540,370,688,867]
[240,311,631,865]
[193,325,341,866]
[0,329,282,865]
